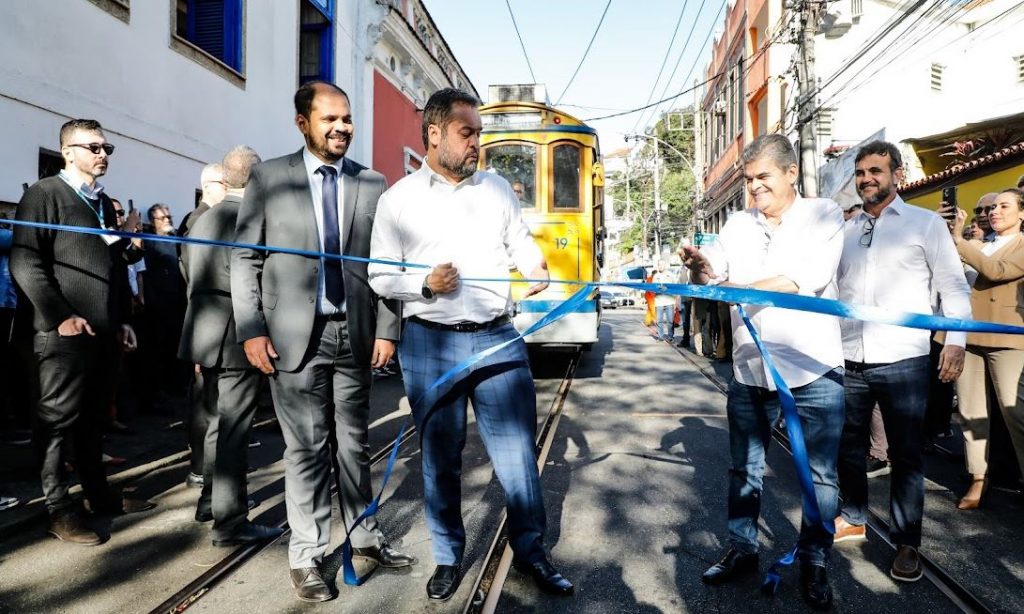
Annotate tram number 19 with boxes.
[553,237,569,250]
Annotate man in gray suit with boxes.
[179,146,282,547]
[231,81,413,603]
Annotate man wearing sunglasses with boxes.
[971,193,997,241]
[11,118,155,546]
[834,141,971,583]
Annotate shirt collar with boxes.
[420,159,480,189]
[302,147,344,178]
[858,195,905,221]
[58,169,105,200]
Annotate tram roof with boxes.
[478,101,597,136]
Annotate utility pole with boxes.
[652,137,662,260]
[796,0,820,197]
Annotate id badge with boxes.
[101,232,119,246]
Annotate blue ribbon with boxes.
[12,216,1024,593]
[339,286,594,585]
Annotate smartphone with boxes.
[940,186,958,220]
[128,198,135,213]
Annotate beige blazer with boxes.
[958,233,1024,350]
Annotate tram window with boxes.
[552,144,581,210]
[484,144,537,209]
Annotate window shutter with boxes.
[193,0,225,61]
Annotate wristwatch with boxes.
[421,277,435,300]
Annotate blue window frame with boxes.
[299,0,334,84]
[176,0,244,72]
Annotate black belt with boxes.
[409,314,511,333]
[318,311,347,322]
[844,360,887,373]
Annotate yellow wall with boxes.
[905,163,1024,212]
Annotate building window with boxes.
[87,0,130,23]
[299,0,334,84]
[1016,55,1024,82]
[851,0,863,20]
[484,143,538,209]
[930,63,943,91]
[175,0,244,72]
[38,149,63,181]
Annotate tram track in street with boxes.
[669,336,994,614]
[463,349,581,614]
[148,424,419,614]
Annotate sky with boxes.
[426,0,729,153]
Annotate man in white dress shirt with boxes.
[832,141,970,583]
[683,134,845,610]
[368,88,572,601]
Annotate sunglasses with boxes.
[69,142,115,155]
[973,206,993,214]
[113,209,125,216]
[859,216,876,248]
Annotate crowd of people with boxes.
[3,81,1024,610]
[676,135,1024,610]
[0,83,571,604]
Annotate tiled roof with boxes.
[899,142,1024,192]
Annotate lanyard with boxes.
[71,188,106,228]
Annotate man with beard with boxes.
[232,81,412,603]
[682,134,845,610]
[11,119,155,545]
[369,88,571,602]
[832,140,970,583]
[972,192,997,241]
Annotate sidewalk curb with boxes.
[0,450,190,541]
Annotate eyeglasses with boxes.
[974,206,993,214]
[68,142,115,155]
[113,209,125,217]
[860,216,877,248]
[153,214,173,221]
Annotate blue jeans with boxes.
[838,356,929,547]
[726,368,845,566]
[655,304,674,340]
[398,320,546,566]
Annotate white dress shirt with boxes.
[838,196,972,363]
[368,163,543,325]
[703,197,846,390]
[301,147,345,316]
[652,271,676,307]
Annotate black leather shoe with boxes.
[195,499,256,523]
[701,548,759,585]
[88,495,156,515]
[513,557,574,595]
[426,565,461,601]
[290,566,332,603]
[185,473,205,488]
[800,563,833,611]
[353,542,416,568]
[212,522,284,547]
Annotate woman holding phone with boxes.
[949,188,1024,509]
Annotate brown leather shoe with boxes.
[833,517,867,543]
[290,567,332,602]
[890,545,923,582]
[48,513,102,546]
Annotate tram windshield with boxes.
[485,143,537,209]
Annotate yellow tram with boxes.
[478,85,605,347]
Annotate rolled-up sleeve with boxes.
[368,191,425,301]
[928,217,972,347]
[780,203,844,296]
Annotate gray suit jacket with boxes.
[179,195,247,368]
[231,150,400,372]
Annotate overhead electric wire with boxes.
[815,0,1020,114]
[585,24,785,123]
[555,0,614,105]
[505,0,538,85]
[629,0,692,134]
[635,0,715,130]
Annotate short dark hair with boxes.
[294,81,349,118]
[421,88,481,149]
[855,140,903,172]
[740,134,797,170]
[60,119,103,147]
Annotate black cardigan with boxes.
[11,176,138,334]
